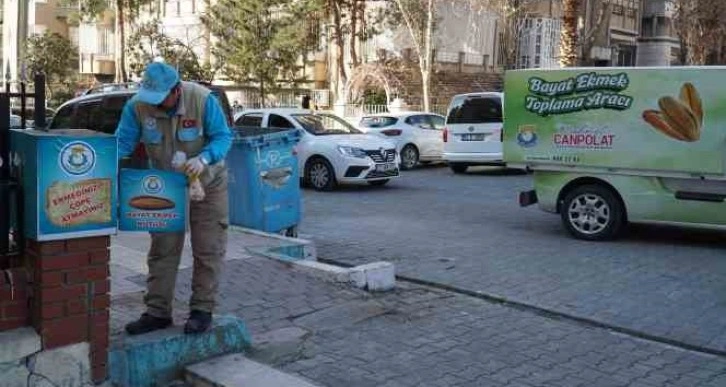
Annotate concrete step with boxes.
[185,353,321,387]
[109,315,251,387]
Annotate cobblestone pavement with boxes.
[299,165,726,354]
[110,231,726,387]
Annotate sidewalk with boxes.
[111,230,726,387]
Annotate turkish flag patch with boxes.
[182,119,197,128]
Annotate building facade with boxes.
[2,0,76,84]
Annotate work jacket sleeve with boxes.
[116,100,141,159]
[200,94,232,165]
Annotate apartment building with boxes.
[2,0,76,83]
[517,0,678,69]
[637,0,680,66]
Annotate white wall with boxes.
[369,1,498,65]
[636,41,673,66]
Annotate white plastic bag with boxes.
[172,151,206,202]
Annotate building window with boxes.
[641,16,654,37]
[616,45,636,67]
[655,16,671,37]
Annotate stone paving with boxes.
[299,165,726,354]
[111,231,726,387]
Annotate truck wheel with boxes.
[560,184,625,241]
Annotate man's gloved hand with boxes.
[184,155,208,176]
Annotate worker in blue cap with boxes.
[116,61,232,335]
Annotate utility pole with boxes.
[1,0,29,88]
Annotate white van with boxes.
[443,92,504,173]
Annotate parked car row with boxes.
[235,109,400,191]
[44,83,506,192]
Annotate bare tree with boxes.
[673,0,726,65]
[469,0,534,70]
[392,0,435,111]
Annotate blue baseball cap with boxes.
[137,62,180,105]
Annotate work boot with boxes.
[124,313,172,335]
[184,310,212,334]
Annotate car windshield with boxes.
[292,113,362,135]
[360,116,397,128]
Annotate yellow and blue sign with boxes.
[10,129,118,241]
[119,169,187,232]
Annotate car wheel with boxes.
[400,145,419,170]
[450,163,468,174]
[368,179,390,186]
[560,184,625,241]
[306,158,337,191]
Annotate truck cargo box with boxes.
[503,67,726,177]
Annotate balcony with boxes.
[79,53,115,75]
[55,6,76,19]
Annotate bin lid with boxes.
[12,128,115,138]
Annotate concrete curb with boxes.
[185,354,322,387]
[230,226,317,261]
[108,315,251,387]
[232,226,395,292]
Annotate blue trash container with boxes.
[227,128,302,236]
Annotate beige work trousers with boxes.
[144,169,229,318]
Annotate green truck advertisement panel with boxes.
[503,67,726,175]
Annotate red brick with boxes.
[40,271,64,287]
[39,285,87,303]
[0,318,27,331]
[89,250,110,264]
[27,240,66,255]
[66,237,109,253]
[43,328,87,349]
[86,266,109,281]
[66,298,88,315]
[92,295,110,311]
[92,313,109,329]
[40,303,65,320]
[91,331,109,351]
[0,289,13,301]
[64,269,88,284]
[0,288,27,302]
[91,349,108,366]
[37,254,89,271]
[0,268,26,286]
[41,315,88,348]
[2,302,28,319]
[92,308,110,320]
[92,364,107,383]
[92,279,110,295]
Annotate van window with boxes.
[50,104,74,129]
[447,96,502,124]
[429,115,445,130]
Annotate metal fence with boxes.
[1,74,46,264]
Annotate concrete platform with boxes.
[185,354,321,387]
[108,315,251,387]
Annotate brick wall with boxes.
[25,236,111,383]
[0,267,30,331]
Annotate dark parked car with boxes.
[48,81,234,168]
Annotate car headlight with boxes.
[337,146,367,158]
